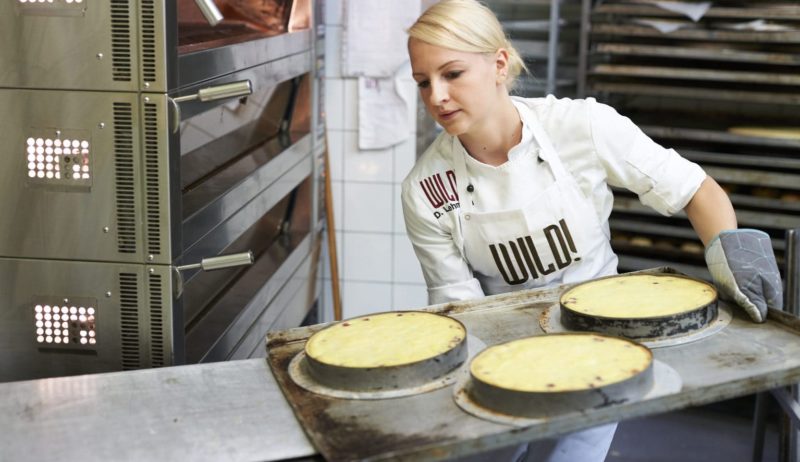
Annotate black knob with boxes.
[466,184,474,193]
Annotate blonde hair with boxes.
[408,0,528,90]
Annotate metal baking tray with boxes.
[267,267,800,461]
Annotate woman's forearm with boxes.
[684,176,738,246]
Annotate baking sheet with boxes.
[267,268,800,461]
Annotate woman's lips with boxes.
[438,109,460,121]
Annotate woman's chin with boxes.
[439,121,467,137]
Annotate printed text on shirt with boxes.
[489,219,581,285]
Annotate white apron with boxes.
[451,103,618,294]
[450,103,619,462]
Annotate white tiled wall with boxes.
[321,0,428,321]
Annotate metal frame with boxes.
[753,228,800,462]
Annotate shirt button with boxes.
[464,214,471,220]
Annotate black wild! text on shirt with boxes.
[489,219,581,285]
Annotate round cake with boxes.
[304,311,467,391]
[468,334,653,417]
[728,126,800,141]
[560,274,718,339]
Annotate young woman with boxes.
[401,0,783,460]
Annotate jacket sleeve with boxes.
[587,99,707,216]
[401,179,484,305]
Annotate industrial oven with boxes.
[0,0,326,382]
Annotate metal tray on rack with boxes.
[267,267,800,461]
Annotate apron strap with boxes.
[514,101,572,182]
[450,100,573,209]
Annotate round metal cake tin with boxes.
[454,359,682,427]
[540,302,733,348]
[464,333,654,419]
[301,311,469,393]
[559,274,718,339]
[290,334,487,400]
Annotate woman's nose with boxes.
[428,81,449,106]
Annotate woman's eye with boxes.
[446,71,463,80]
[417,80,430,89]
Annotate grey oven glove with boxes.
[705,229,783,323]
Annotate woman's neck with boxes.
[458,95,522,167]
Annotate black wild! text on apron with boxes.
[489,219,581,285]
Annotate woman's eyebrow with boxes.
[412,60,465,77]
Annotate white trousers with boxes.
[451,423,617,462]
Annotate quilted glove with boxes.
[705,229,783,323]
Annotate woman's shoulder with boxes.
[514,95,598,122]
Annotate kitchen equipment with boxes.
[266,267,800,461]
[557,273,719,339]
[5,267,800,461]
[459,334,656,419]
[0,0,325,382]
[288,311,474,399]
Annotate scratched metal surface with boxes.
[267,268,800,461]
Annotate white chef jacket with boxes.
[401,96,707,304]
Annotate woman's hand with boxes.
[705,229,783,322]
[685,176,783,322]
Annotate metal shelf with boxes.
[593,83,800,105]
[591,24,800,44]
[613,196,800,231]
[591,64,800,86]
[642,125,800,149]
[679,149,800,171]
[596,43,800,66]
[593,3,800,21]
[488,0,583,97]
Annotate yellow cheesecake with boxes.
[305,311,466,368]
[470,334,652,393]
[728,126,800,141]
[561,274,716,319]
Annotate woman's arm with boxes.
[401,180,485,305]
[683,176,737,245]
[685,175,782,322]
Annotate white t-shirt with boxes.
[401,96,707,304]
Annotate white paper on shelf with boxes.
[719,19,795,32]
[654,1,712,22]
[633,18,693,33]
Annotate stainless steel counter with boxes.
[0,359,316,462]
[7,268,800,461]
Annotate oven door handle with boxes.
[168,80,254,133]
[194,0,224,26]
[172,251,255,297]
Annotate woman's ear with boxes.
[495,48,510,83]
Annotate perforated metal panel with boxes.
[0,89,153,263]
[110,0,134,82]
[0,1,132,90]
[113,103,138,254]
[0,259,173,382]
[119,272,141,370]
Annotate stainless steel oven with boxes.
[0,0,324,382]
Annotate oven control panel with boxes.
[33,299,97,349]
